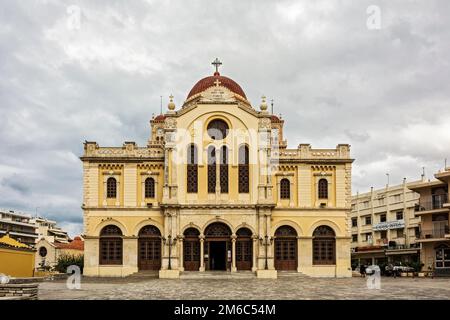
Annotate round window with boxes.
[39,247,47,257]
[207,119,229,140]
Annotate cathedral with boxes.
[81,59,353,278]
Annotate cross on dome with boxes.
[214,79,221,87]
[212,58,222,75]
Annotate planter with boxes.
[407,272,414,277]
[418,273,425,277]
[400,272,408,277]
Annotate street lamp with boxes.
[259,235,273,270]
[162,234,177,270]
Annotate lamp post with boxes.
[162,234,177,270]
[259,235,273,270]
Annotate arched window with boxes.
[106,177,117,198]
[220,146,228,193]
[208,146,216,193]
[145,177,155,198]
[207,119,229,140]
[318,179,328,199]
[187,144,198,193]
[280,178,290,199]
[100,225,123,265]
[313,225,336,265]
[238,145,249,193]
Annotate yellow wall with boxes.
[0,247,35,277]
[81,86,353,278]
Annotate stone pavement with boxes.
[38,275,450,300]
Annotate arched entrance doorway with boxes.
[138,225,161,270]
[183,228,200,271]
[204,222,232,271]
[236,227,252,270]
[274,225,298,271]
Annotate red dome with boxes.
[153,114,166,121]
[187,72,247,100]
[271,115,283,123]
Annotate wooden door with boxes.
[274,238,297,270]
[184,239,200,271]
[236,238,252,270]
[138,238,161,270]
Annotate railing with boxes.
[386,243,420,250]
[418,226,450,239]
[416,194,448,211]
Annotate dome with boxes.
[271,115,283,123]
[153,114,166,121]
[186,72,247,100]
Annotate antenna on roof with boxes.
[421,167,425,181]
[445,158,448,170]
[160,96,163,115]
[271,99,274,114]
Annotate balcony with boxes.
[418,226,450,240]
[416,194,448,212]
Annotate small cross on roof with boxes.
[212,58,222,74]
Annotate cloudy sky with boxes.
[1,0,449,237]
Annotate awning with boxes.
[385,249,420,256]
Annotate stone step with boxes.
[277,271,310,278]
[127,271,159,279]
[180,271,256,279]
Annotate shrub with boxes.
[55,254,84,274]
[408,261,424,272]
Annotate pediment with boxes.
[198,86,237,103]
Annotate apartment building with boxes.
[0,209,38,246]
[409,168,450,276]
[351,179,421,267]
[31,217,70,243]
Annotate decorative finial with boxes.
[168,94,175,111]
[260,95,268,111]
[212,58,222,76]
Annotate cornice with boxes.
[80,157,165,163]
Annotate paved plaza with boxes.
[38,274,450,300]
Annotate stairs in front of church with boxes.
[276,271,310,278]
[127,270,159,280]
[180,271,257,280]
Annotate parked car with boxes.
[384,264,414,277]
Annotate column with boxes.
[231,235,237,272]
[103,178,107,206]
[154,179,159,206]
[199,235,205,272]
[289,179,294,207]
[115,179,120,206]
[276,180,281,206]
[297,236,301,272]
[252,235,258,272]
[179,237,184,271]
[141,178,146,207]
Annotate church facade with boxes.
[81,60,353,278]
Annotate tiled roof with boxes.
[54,236,84,251]
[187,72,247,100]
[0,233,31,249]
